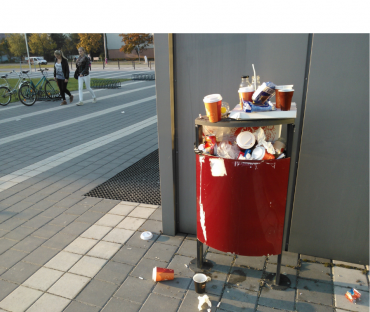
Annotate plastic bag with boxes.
[215,141,240,159]
[254,127,275,154]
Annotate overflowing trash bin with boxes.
[189,69,297,289]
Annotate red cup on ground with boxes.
[152,267,174,282]
[203,94,222,122]
[277,89,294,111]
[275,85,293,109]
[238,87,254,108]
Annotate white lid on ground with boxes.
[140,231,153,240]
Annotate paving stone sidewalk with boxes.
[0,197,368,311]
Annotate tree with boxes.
[77,34,102,54]
[28,33,56,59]
[6,33,27,58]
[119,33,153,61]
[0,38,13,62]
[50,34,66,50]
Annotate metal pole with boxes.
[276,253,282,285]
[103,33,107,65]
[197,240,203,269]
[34,62,36,72]
[118,60,120,70]
[150,62,151,70]
[24,33,31,72]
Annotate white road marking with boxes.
[0,95,156,146]
[0,115,157,191]
[0,84,155,124]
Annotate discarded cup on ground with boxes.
[193,273,211,294]
[275,85,293,109]
[236,131,255,150]
[152,267,174,282]
[203,94,222,122]
[238,86,254,108]
[277,89,294,111]
[252,146,275,160]
[140,231,153,240]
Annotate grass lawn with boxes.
[1,77,130,104]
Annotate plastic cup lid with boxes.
[140,231,153,240]
[236,131,255,149]
[203,94,222,103]
[238,86,254,92]
[252,146,265,160]
[279,89,294,92]
[275,85,293,89]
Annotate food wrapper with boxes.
[204,135,216,155]
[198,294,212,311]
[254,127,275,154]
[242,99,276,112]
[345,288,361,303]
[252,82,276,105]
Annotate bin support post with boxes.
[197,240,203,269]
[275,253,282,285]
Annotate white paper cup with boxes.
[236,131,255,150]
[252,146,265,160]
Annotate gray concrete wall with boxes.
[288,34,369,264]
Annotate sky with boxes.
[2,0,369,34]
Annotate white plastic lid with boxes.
[275,85,293,89]
[279,89,294,92]
[140,231,153,240]
[152,267,157,281]
[203,94,222,103]
[236,131,255,149]
[252,146,265,160]
[238,86,254,92]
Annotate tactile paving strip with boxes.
[84,150,161,205]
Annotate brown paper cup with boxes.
[277,89,294,111]
[204,101,221,122]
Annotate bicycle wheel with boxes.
[18,83,36,106]
[0,87,11,106]
[44,79,60,99]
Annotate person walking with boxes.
[88,54,92,71]
[53,50,73,105]
[75,47,96,106]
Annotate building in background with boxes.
[106,33,154,60]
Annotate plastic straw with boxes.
[252,64,257,91]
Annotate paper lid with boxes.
[140,231,153,240]
[239,86,254,92]
[203,94,222,103]
[236,131,255,149]
[275,85,293,89]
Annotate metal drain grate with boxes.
[84,150,161,205]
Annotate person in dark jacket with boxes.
[54,50,73,105]
[75,47,96,106]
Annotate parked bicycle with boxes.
[0,70,36,106]
[28,67,59,100]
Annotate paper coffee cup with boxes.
[238,86,254,108]
[203,94,222,122]
[193,273,211,294]
[252,146,275,160]
[152,267,174,282]
[252,146,265,160]
[236,131,255,150]
[277,89,294,111]
[275,85,293,108]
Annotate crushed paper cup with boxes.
[140,231,153,240]
[152,267,174,282]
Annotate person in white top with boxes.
[75,47,97,106]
